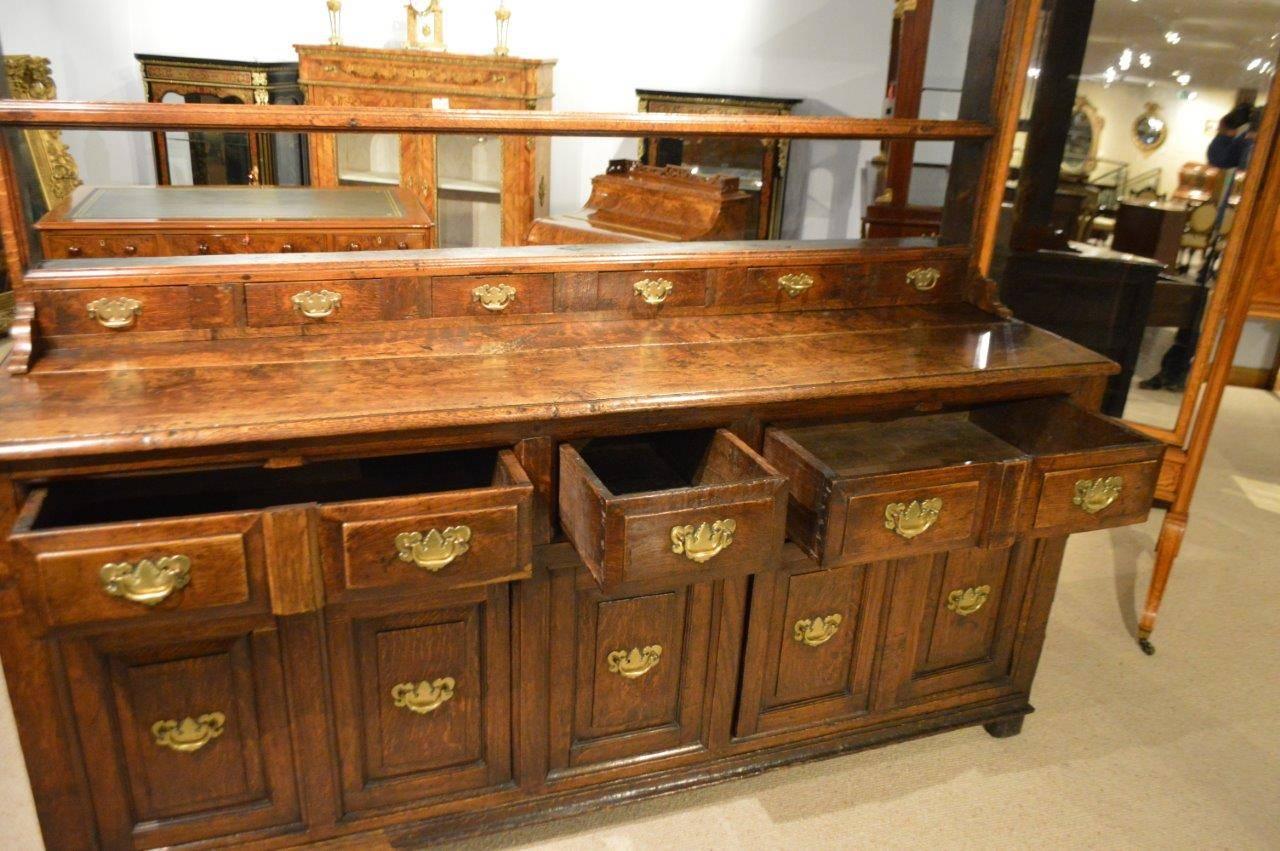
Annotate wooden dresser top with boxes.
[0,304,1112,467]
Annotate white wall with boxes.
[1076,80,1239,197]
[0,0,899,239]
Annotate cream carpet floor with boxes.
[1,388,1276,850]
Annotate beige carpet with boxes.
[1,388,1276,850]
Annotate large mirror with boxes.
[1000,0,1280,446]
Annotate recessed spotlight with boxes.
[1105,66,1119,83]
[1027,66,1041,79]
[1139,52,1152,69]
[1248,57,1263,71]
[1171,69,1182,77]
[1177,73,1191,85]
[1165,31,1181,44]
[1119,48,1133,71]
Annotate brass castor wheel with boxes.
[1138,637,1155,656]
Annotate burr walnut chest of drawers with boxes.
[0,236,1163,849]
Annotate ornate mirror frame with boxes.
[1131,101,1168,154]
[1061,95,1102,175]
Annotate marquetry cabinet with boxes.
[295,45,554,248]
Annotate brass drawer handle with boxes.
[395,526,472,572]
[670,519,736,563]
[123,243,138,256]
[633,277,674,305]
[67,245,82,257]
[777,272,815,297]
[86,296,142,329]
[152,712,225,753]
[884,498,942,540]
[391,677,456,715]
[606,645,662,679]
[100,555,191,606]
[946,585,991,616]
[1073,475,1123,515]
[793,614,843,647]
[473,283,517,312]
[907,267,941,291]
[291,289,342,319]
[280,242,294,253]
[885,499,947,537]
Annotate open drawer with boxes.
[559,429,788,587]
[969,397,1165,537]
[9,447,534,629]
[764,397,1163,567]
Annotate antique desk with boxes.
[35,186,434,260]
[526,160,753,245]
[295,45,555,248]
[136,54,307,186]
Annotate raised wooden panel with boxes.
[326,585,512,816]
[59,622,300,848]
[547,569,718,776]
[877,543,1032,708]
[735,560,885,737]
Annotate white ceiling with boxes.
[1082,0,1280,95]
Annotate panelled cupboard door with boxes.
[735,561,886,738]
[58,620,301,849]
[325,584,512,817]
[876,543,1033,708]
[547,568,721,777]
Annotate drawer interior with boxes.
[779,413,1025,478]
[25,448,509,530]
[968,397,1154,457]
[573,428,752,496]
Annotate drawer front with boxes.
[596,269,708,313]
[43,233,157,259]
[317,456,533,601]
[548,570,718,775]
[735,561,884,737]
[1031,458,1160,536]
[877,543,1032,708]
[334,231,427,252]
[60,623,300,847]
[618,490,786,584]
[244,277,432,326]
[10,509,266,629]
[32,285,237,335]
[872,257,967,305]
[738,265,850,308]
[327,586,511,815]
[833,475,988,565]
[163,231,329,255]
[432,273,553,318]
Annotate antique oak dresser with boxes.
[0,4,1161,847]
[36,186,434,261]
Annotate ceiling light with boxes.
[1248,57,1263,71]
[1177,73,1191,85]
[1105,66,1119,84]
[1139,52,1152,69]
[1165,31,1181,44]
[1119,48,1133,71]
[1171,69,1182,77]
